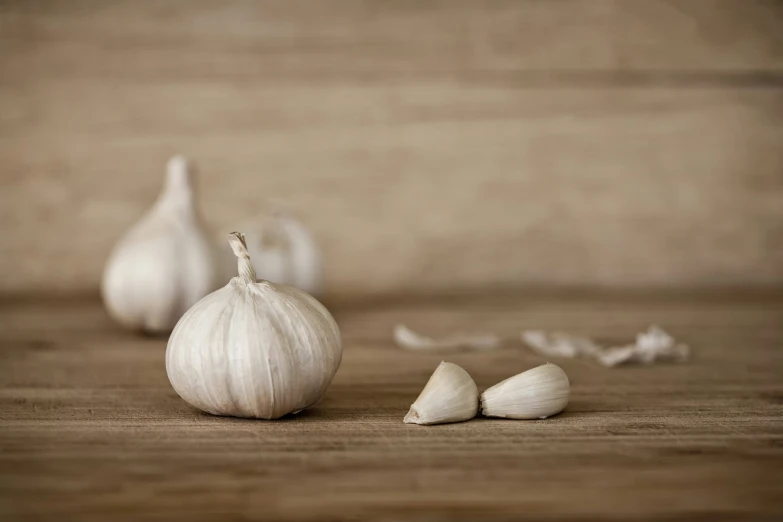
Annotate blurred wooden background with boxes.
[1,0,782,296]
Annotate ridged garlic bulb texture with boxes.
[166,232,342,419]
[221,211,323,296]
[101,156,219,333]
[481,363,570,420]
[404,362,479,425]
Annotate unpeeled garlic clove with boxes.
[480,363,570,420]
[404,362,478,425]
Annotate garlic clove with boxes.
[480,363,570,420]
[404,362,479,425]
[166,232,341,419]
[101,155,220,333]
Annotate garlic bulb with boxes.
[101,156,220,333]
[221,210,323,296]
[166,232,342,419]
[480,363,570,420]
[404,362,478,425]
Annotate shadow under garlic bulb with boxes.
[166,232,342,419]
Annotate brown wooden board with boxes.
[1,292,781,520]
[1,1,783,295]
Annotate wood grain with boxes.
[1,1,783,295]
[2,0,782,76]
[1,293,782,521]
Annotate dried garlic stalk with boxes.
[394,324,502,352]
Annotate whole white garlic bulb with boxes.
[166,232,342,419]
[101,156,220,333]
[221,210,323,296]
[480,363,570,419]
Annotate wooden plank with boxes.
[1,0,783,295]
[1,0,782,79]
[0,83,781,294]
[0,294,782,520]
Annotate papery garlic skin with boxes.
[404,362,478,425]
[481,363,569,420]
[101,156,219,333]
[166,232,341,419]
[394,324,502,352]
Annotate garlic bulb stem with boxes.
[162,155,194,207]
[228,232,257,284]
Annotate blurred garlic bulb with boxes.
[222,210,322,296]
[404,362,478,425]
[481,363,570,420]
[166,232,342,419]
[101,156,219,333]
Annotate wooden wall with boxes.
[1,0,782,296]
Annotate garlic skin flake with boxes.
[481,363,570,420]
[521,326,689,367]
[101,156,220,333]
[166,232,342,419]
[522,330,600,359]
[596,325,690,367]
[394,324,502,352]
[404,362,478,425]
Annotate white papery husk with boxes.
[394,324,502,352]
[521,326,689,367]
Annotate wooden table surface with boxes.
[1,292,782,521]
